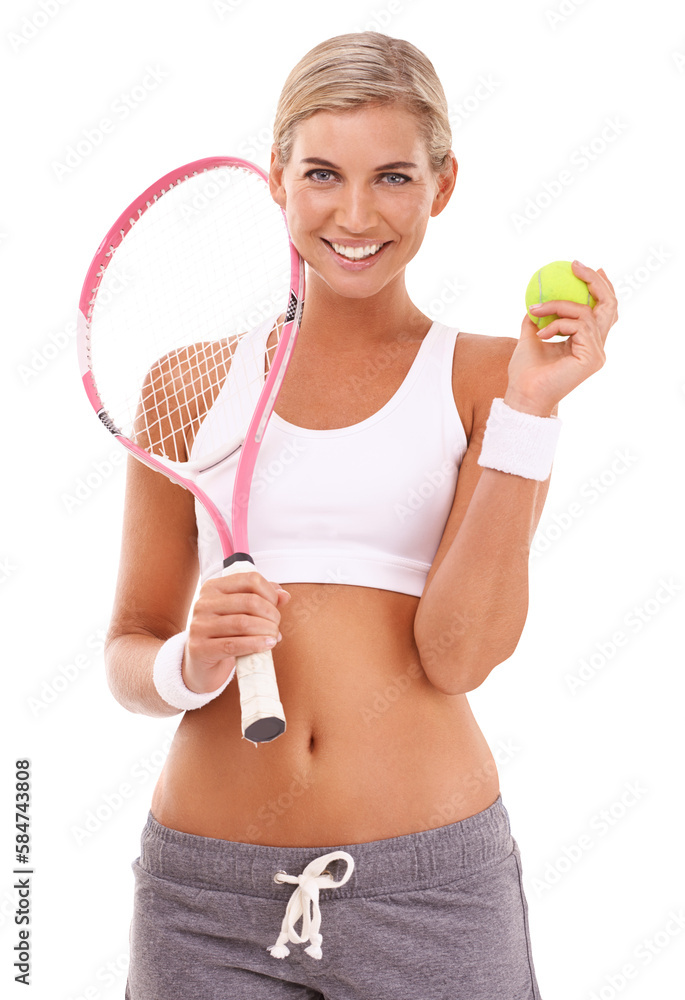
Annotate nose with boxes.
[333,182,379,233]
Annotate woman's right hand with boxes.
[182,573,291,694]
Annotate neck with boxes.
[296,270,431,353]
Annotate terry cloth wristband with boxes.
[477,397,562,481]
[153,631,236,710]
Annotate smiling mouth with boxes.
[323,239,389,261]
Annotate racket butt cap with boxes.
[244,716,287,744]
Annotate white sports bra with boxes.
[189,314,468,597]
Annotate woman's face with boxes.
[270,103,456,301]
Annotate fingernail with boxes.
[265,637,277,648]
[277,631,283,641]
[529,303,543,311]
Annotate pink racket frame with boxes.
[77,156,305,560]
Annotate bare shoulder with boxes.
[135,337,236,459]
[451,331,518,441]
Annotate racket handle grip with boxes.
[221,557,286,747]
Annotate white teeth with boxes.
[330,241,383,260]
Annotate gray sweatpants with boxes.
[125,793,542,999]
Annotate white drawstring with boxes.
[267,850,355,960]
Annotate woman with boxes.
[115,31,617,1000]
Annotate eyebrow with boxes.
[300,157,418,170]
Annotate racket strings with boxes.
[87,165,292,467]
[132,328,282,462]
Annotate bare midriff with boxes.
[150,583,500,846]
[151,326,501,846]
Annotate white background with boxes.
[2,0,684,997]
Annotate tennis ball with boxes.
[525,260,596,330]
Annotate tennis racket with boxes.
[77,156,305,746]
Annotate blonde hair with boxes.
[273,32,452,173]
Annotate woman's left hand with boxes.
[504,261,619,417]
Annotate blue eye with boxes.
[304,169,411,185]
[306,169,336,183]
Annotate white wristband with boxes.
[152,631,236,711]
[477,397,562,481]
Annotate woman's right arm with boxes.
[105,455,288,717]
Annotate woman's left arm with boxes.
[413,262,619,695]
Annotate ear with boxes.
[430,152,458,218]
[269,146,287,208]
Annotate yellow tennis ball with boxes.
[525,260,597,330]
